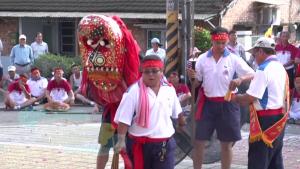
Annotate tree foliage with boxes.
[194,26,211,53]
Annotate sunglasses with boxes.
[142,69,161,75]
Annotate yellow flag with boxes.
[264,25,273,38]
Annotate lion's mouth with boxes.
[85,66,121,91]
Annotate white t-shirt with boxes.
[71,71,82,88]
[196,48,254,97]
[31,41,48,59]
[27,77,48,97]
[247,56,286,110]
[145,48,166,62]
[114,82,182,138]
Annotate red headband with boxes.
[141,60,164,69]
[211,33,229,41]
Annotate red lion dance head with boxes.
[78,14,140,106]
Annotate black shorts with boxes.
[195,100,241,142]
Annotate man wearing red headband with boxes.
[114,55,185,169]
[188,27,254,169]
[44,67,74,111]
[4,73,36,110]
[27,67,48,104]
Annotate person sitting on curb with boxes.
[44,67,74,111]
[0,66,19,92]
[69,64,95,106]
[167,71,192,115]
[4,73,36,110]
[27,67,48,105]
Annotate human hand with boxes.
[229,78,242,91]
[187,68,196,81]
[114,134,126,153]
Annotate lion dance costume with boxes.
[78,14,140,168]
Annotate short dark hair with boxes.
[142,54,162,63]
[19,73,29,79]
[71,64,79,69]
[229,30,236,35]
[210,27,229,35]
[30,67,40,72]
[260,47,276,55]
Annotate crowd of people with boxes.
[0,33,98,112]
[110,27,300,169]
[1,26,300,169]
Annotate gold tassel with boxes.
[249,133,262,143]
[261,134,274,148]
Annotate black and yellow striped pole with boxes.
[165,0,179,77]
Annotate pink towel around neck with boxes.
[136,79,150,128]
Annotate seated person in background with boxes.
[69,64,82,91]
[168,71,192,114]
[69,64,96,106]
[289,66,300,121]
[0,66,19,91]
[27,67,48,104]
[4,73,36,110]
[44,67,74,111]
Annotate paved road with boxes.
[0,106,299,169]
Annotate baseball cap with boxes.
[19,34,26,40]
[151,38,160,44]
[247,37,275,53]
[7,65,16,72]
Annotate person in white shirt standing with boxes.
[31,32,48,60]
[114,55,185,169]
[232,37,289,169]
[145,38,166,62]
[27,67,48,104]
[188,27,254,169]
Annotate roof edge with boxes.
[0,11,216,20]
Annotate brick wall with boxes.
[221,0,257,31]
[126,22,147,53]
[222,0,300,32]
[0,18,18,56]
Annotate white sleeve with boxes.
[234,56,254,77]
[171,88,183,118]
[42,78,48,88]
[114,92,136,126]
[145,49,151,56]
[195,57,203,82]
[246,70,268,99]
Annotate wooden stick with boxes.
[224,90,232,101]
[111,152,119,169]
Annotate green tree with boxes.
[33,54,81,79]
[194,27,211,53]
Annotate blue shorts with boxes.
[195,100,241,142]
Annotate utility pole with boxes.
[182,0,194,83]
[165,0,179,77]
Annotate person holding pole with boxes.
[187,27,254,169]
